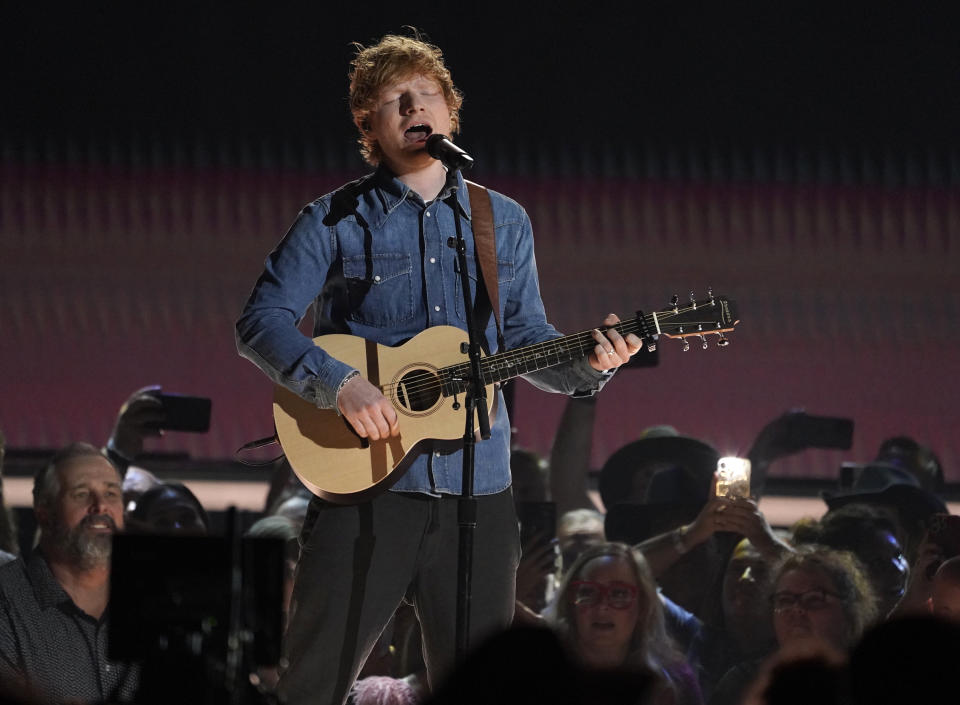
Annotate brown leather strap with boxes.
[465,180,505,352]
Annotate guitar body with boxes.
[273,326,497,503]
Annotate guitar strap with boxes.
[465,180,507,354]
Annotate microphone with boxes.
[426,134,474,170]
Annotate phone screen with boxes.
[716,457,751,498]
[154,394,212,433]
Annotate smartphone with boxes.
[152,393,212,433]
[716,457,751,499]
[786,413,854,450]
[516,501,557,548]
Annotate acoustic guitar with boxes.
[274,293,739,502]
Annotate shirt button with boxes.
[426,212,432,218]
[429,257,436,264]
[374,275,381,282]
[434,305,441,312]
[434,452,441,457]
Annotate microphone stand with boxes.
[440,165,492,664]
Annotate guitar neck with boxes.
[440,315,650,397]
[437,295,737,397]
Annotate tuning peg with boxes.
[689,291,697,309]
[717,334,730,347]
[670,294,679,312]
[698,334,708,350]
[646,342,657,352]
[681,338,690,352]
[707,287,715,304]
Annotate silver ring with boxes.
[606,350,615,356]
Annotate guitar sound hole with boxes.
[396,369,442,412]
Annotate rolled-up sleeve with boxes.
[235,202,356,408]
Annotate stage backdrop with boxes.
[2,136,957,481]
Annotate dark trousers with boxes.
[278,489,520,705]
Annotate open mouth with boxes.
[403,123,432,143]
[83,515,116,532]
[591,621,616,631]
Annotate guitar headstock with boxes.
[642,290,739,351]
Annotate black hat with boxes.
[598,430,719,510]
[601,435,718,544]
[823,462,947,523]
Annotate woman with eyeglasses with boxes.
[552,542,703,705]
[709,545,878,705]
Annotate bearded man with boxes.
[0,442,139,702]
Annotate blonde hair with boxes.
[348,32,463,165]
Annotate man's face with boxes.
[364,74,452,172]
[41,455,124,568]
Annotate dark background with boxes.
[5,4,958,152]
[3,3,959,488]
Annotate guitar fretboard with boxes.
[439,316,651,397]
[431,295,735,398]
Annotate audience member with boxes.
[822,461,946,564]
[510,448,551,504]
[929,555,960,622]
[0,442,139,702]
[121,465,161,514]
[874,435,944,495]
[245,514,302,697]
[559,508,606,574]
[552,542,702,705]
[512,448,560,617]
[263,457,311,518]
[600,433,724,619]
[126,481,210,536]
[103,386,166,473]
[548,396,600,517]
[709,546,876,705]
[792,503,908,617]
[848,615,960,705]
[623,473,790,698]
[0,430,18,562]
[738,639,848,705]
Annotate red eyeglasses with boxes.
[569,580,639,609]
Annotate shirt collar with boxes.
[27,550,75,610]
[372,164,472,221]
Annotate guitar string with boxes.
[379,315,732,402]
[375,303,728,400]
[377,307,729,399]
[377,316,651,399]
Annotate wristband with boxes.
[334,370,361,413]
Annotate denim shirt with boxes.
[236,167,610,495]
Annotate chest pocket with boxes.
[342,253,416,327]
[455,255,516,323]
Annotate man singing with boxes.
[235,32,640,704]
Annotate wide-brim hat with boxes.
[822,461,947,523]
[598,431,719,510]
